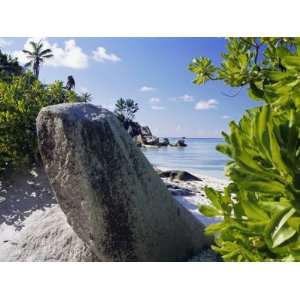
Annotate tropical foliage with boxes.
[190,38,300,261]
[78,92,92,103]
[0,50,23,82]
[0,46,82,172]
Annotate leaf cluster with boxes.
[0,73,78,171]
[191,37,300,261]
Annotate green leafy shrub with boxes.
[190,38,300,261]
[0,73,77,170]
[0,50,23,83]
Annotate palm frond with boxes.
[36,41,44,52]
[42,54,54,59]
[29,41,38,51]
[24,61,32,68]
[40,48,52,56]
[22,49,33,55]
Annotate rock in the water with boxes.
[139,125,160,146]
[158,138,169,146]
[175,138,187,147]
[158,170,201,181]
[37,103,210,261]
[143,135,159,146]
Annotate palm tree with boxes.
[22,40,53,78]
[79,92,92,103]
[66,75,75,90]
[114,98,139,122]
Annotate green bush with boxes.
[0,73,78,171]
[190,38,300,261]
[0,50,23,83]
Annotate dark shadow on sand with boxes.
[0,166,56,230]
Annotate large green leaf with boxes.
[282,56,300,69]
[265,208,297,248]
[204,186,222,210]
[239,180,285,194]
[272,227,297,248]
[198,204,221,218]
[205,222,226,235]
[268,123,292,180]
[239,191,269,221]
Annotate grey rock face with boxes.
[37,103,210,261]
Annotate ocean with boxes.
[141,138,228,179]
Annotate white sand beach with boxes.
[0,165,228,261]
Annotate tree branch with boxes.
[221,87,243,98]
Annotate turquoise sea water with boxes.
[141,138,228,179]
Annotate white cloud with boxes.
[195,99,218,110]
[0,38,11,48]
[13,38,88,69]
[149,97,160,103]
[179,94,194,102]
[222,115,231,119]
[92,47,121,63]
[151,105,165,110]
[140,86,156,92]
[13,50,28,65]
[170,94,194,102]
[180,94,194,102]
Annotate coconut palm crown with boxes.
[22,40,53,78]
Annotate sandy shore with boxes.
[0,165,228,261]
[156,166,228,226]
[0,167,93,261]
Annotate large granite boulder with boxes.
[37,103,210,261]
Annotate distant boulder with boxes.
[143,136,159,146]
[175,138,187,147]
[126,121,141,138]
[141,126,152,136]
[139,126,160,146]
[158,138,169,146]
[158,170,201,181]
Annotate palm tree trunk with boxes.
[34,62,40,79]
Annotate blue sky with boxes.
[0,37,257,137]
